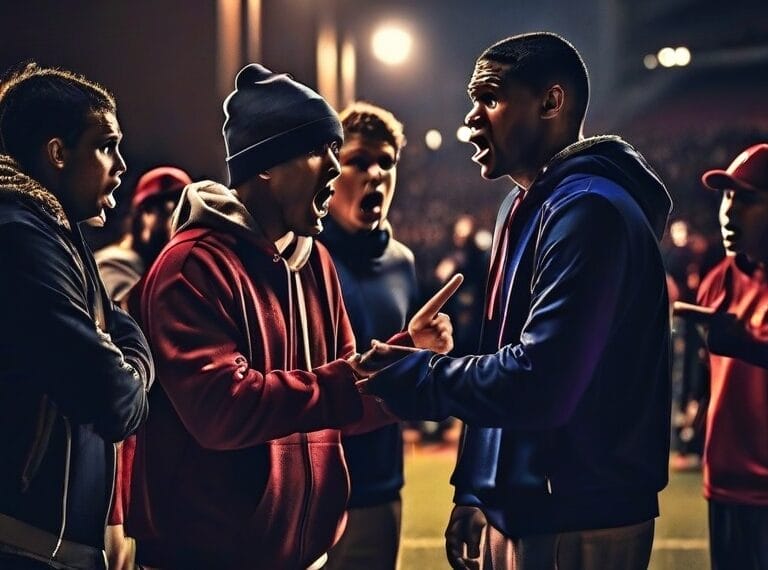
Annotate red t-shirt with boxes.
[697,255,768,505]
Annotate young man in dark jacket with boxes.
[363,32,672,569]
[0,64,153,569]
[127,64,455,570]
[321,102,417,570]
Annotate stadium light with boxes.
[372,25,412,66]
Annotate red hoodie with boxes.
[126,182,390,569]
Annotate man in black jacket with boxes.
[0,63,153,570]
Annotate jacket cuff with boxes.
[314,359,364,427]
[453,491,483,507]
[387,330,414,347]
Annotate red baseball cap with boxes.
[131,166,192,209]
[702,143,768,192]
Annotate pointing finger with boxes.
[412,274,464,324]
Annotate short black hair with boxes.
[0,62,116,169]
[479,32,589,129]
[339,101,407,155]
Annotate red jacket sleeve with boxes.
[142,239,364,451]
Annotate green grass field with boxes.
[400,444,708,569]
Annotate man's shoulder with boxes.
[150,228,244,278]
[549,173,625,201]
[0,200,69,254]
[387,237,415,263]
[697,257,734,305]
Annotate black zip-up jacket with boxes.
[367,137,673,535]
[0,156,153,562]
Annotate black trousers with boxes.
[709,500,768,570]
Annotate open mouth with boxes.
[359,191,384,220]
[102,193,117,210]
[312,185,335,218]
[470,134,491,165]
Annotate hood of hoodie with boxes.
[533,136,672,239]
[171,180,313,270]
[0,154,71,230]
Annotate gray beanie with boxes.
[222,64,343,187]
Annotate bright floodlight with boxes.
[372,25,412,65]
[657,47,676,68]
[674,47,691,66]
[643,54,658,70]
[425,129,442,150]
[456,125,472,143]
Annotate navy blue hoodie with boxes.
[367,137,672,535]
[319,217,417,508]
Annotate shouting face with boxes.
[267,141,341,237]
[330,135,397,233]
[465,59,544,183]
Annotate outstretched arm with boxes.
[365,195,633,429]
[143,242,365,450]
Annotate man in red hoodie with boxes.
[693,144,768,569]
[126,64,455,570]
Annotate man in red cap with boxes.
[95,166,191,308]
[693,143,768,569]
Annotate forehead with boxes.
[80,110,121,139]
[341,135,396,158]
[468,59,510,94]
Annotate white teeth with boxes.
[472,147,490,163]
[104,194,117,209]
[312,187,334,218]
[312,197,331,218]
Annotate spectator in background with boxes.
[0,63,152,569]
[94,166,190,569]
[434,214,491,357]
[693,143,768,569]
[319,102,416,570]
[95,166,190,309]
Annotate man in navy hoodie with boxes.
[363,32,672,569]
[321,102,417,570]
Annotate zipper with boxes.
[284,260,315,567]
[51,417,72,558]
[104,442,117,532]
[297,432,313,566]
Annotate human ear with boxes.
[46,138,67,170]
[541,85,565,119]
